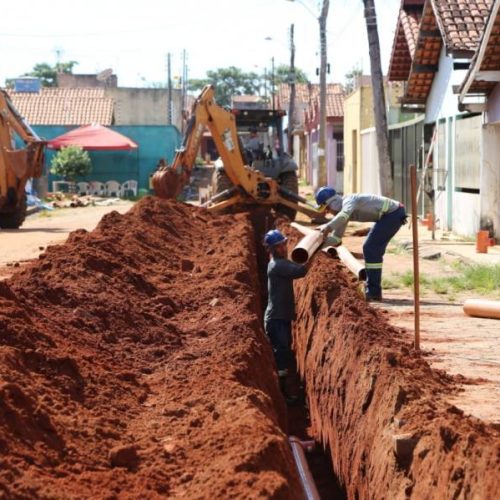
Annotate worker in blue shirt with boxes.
[315,186,407,301]
[263,229,310,404]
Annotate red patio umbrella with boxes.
[47,124,138,151]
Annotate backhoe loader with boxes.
[0,89,45,228]
[152,85,322,221]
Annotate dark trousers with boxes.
[265,319,292,374]
[363,206,406,297]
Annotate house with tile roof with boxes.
[342,75,406,198]
[5,81,183,197]
[457,0,500,241]
[388,0,494,238]
[277,83,345,191]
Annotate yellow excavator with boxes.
[0,89,45,228]
[152,85,323,221]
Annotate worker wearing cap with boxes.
[315,186,407,301]
[263,229,309,404]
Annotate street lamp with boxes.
[286,0,329,187]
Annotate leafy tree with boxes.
[188,67,262,107]
[344,66,363,94]
[272,64,309,86]
[50,145,92,182]
[188,65,309,107]
[24,61,78,87]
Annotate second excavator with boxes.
[0,89,45,228]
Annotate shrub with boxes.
[50,145,92,181]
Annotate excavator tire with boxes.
[276,171,299,221]
[0,194,27,229]
[212,169,234,195]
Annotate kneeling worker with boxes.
[263,229,310,404]
[315,186,407,301]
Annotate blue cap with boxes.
[264,229,287,248]
[315,186,337,211]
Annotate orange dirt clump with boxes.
[292,238,500,499]
[0,197,303,498]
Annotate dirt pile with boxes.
[0,197,302,498]
[292,245,500,499]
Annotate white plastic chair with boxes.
[105,180,121,197]
[121,179,138,197]
[89,181,105,196]
[77,181,90,196]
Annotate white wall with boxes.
[425,47,481,237]
[486,83,500,124]
[481,124,500,238]
[360,128,381,195]
[433,118,451,231]
[425,47,468,123]
[452,192,481,236]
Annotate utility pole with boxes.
[271,57,276,110]
[264,67,268,103]
[182,49,187,134]
[288,24,296,156]
[318,0,330,188]
[363,0,393,197]
[167,53,172,125]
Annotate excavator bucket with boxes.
[152,165,187,199]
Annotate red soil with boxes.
[0,198,302,498]
[3,196,498,499]
[292,237,500,499]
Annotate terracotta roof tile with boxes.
[277,82,343,107]
[326,93,344,117]
[460,1,500,96]
[7,88,114,126]
[388,1,425,81]
[432,0,493,54]
[390,0,494,105]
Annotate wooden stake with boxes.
[410,164,420,350]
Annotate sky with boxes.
[1,0,401,89]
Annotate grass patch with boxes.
[38,210,54,218]
[386,243,407,255]
[384,264,500,297]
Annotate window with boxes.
[334,132,344,172]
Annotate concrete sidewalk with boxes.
[394,222,500,266]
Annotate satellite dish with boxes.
[97,68,113,81]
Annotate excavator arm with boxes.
[152,85,323,220]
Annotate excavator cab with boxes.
[212,105,300,219]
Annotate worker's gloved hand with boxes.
[315,224,331,238]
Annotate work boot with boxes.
[364,282,382,302]
[365,293,383,302]
[278,375,299,406]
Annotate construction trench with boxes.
[0,198,499,498]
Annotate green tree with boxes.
[272,64,308,86]
[24,61,78,87]
[188,67,261,107]
[50,146,92,182]
[344,66,363,94]
[188,65,309,107]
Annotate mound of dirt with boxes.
[0,197,302,498]
[292,241,500,499]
